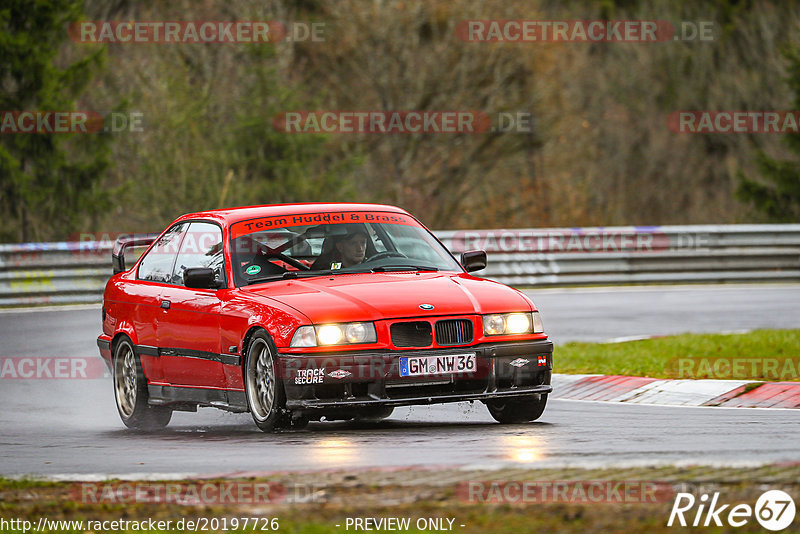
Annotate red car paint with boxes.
[97,203,552,421]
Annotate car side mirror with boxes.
[460,250,487,273]
[184,267,220,289]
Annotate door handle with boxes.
[160,300,171,310]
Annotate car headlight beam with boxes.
[290,322,377,347]
[483,312,542,336]
[505,313,531,334]
[317,324,344,345]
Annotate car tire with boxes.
[486,394,547,424]
[244,330,287,432]
[113,337,172,430]
[355,406,394,421]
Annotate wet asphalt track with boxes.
[1,283,799,477]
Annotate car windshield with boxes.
[229,210,462,286]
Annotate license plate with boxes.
[399,353,476,377]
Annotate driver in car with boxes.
[311,225,370,270]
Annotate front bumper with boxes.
[285,384,552,410]
[278,339,553,411]
[97,335,113,371]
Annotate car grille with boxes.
[390,321,432,348]
[435,319,474,346]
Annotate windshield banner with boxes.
[230,211,417,238]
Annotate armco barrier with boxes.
[0,241,110,306]
[437,224,800,286]
[1,224,799,306]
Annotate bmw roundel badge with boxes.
[419,303,434,310]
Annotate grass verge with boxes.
[556,329,800,380]
[1,465,798,533]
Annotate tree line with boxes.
[1,0,798,243]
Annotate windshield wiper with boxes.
[245,265,438,284]
[370,264,439,272]
[245,270,333,285]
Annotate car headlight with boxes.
[505,313,531,334]
[317,324,344,345]
[483,312,543,335]
[290,322,377,347]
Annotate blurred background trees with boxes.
[0,0,110,242]
[2,0,799,241]
[737,41,800,222]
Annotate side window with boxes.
[171,222,225,287]
[138,223,188,283]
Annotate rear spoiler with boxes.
[112,233,159,274]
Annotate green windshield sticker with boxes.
[246,265,261,275]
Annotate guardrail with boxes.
[1,224,799,306]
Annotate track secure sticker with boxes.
[295,369,324,385]
[245,265,261,275]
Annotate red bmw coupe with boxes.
[96,203,553,431]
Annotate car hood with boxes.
[241,272,533,323]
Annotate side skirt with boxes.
[148,384,248,413]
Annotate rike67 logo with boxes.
[668,490,796,531]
